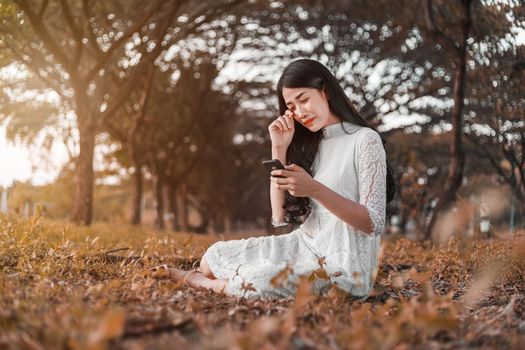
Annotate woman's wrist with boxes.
[271,145,288,159]
[310,180,325,199]
[271,144,287,151]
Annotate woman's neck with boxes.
[322,113,342,129]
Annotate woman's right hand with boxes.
[268,110,295,149]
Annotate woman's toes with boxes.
[149,266,198,282]
[149,264,169,279]
[166,267,186,280]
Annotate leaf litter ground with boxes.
[1,215,524,349]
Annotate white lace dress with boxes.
[202,121,387,299]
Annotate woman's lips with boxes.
[303,118,315,126]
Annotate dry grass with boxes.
[1,213,524,349]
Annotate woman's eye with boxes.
[300,99,308,103]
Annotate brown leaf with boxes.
[294,278,314,310]
[89,309,126,345]
[270,264,293,287]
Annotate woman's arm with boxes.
[312,129,387,236]
[271,163,376,234]
[271,129,387,235]
[270,146,288,226]
[311,184,374,234]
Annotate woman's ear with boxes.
[321,84,329,100]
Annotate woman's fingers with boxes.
[271,176,284,184]
[270,111,295,133]
[284,113,294,130]
[271,176,301,194]
[284,164,303,172]
[271,169,294,177]
[277,116,289,131]
[278,118,288,131]
[269,119,284,132]
[276,183,292,191]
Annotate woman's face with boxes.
[282,87,340,131]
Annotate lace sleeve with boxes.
[271,217,288,228]
[356,129,387,236]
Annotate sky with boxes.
[0,124,69,188]
[0,125,36,188]
[1,25,524,189]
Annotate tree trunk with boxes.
[215,212,222,234]
[223,213,232,234]
[167,182,180,231]
[425,0,471,240]
[71,118,96,225]
[519,202,525,230]
[177,183,189,232]
[399,207,410,233]
[131,164,143,225]
[154,172,165,229]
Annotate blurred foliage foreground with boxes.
[0,214,524,350]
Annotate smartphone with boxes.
[262,159,286,178]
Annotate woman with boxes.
[153,59,396,299]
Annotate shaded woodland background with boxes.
[1,2,525,349]
[0,0,524,240]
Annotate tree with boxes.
[419,0,472,238]
[1,0,246,225]
[415,0,524,238]
[465,44,525,222]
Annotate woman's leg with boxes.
[198,231,312,298]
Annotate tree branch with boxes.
[424,0,461,55]
[129,64,156,152]
[465,133,509,183]
[59,0,84,67]
[14,0,73,73]
[3,36,69,101]
[168,0,246,46]
[103,119,128,142]
[97,0,185,127]
[520,131,525,169]
[84,0,167,83]
[82,0,105,57]
[38,0,50,19]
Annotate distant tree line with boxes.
[1,0,523,237]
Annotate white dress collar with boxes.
[321,121,362,138]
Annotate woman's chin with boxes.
[303,118,318,130]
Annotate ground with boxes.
[0,214,524,349]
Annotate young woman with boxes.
[153,59,396,299]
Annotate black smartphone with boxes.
[262,159,286,178]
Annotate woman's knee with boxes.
[199,255,215,279]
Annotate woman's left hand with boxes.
[270,164,320,197]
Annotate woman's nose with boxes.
[296,106,306,118]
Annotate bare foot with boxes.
[149,265,196,281]
[149,265,228,294]
[165,267,191,281]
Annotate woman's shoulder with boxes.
[355,127,386,161]
[355,126,382,144]
[339,123,380,143]
[340,125,384,156]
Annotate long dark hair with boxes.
[276,58,396,225]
